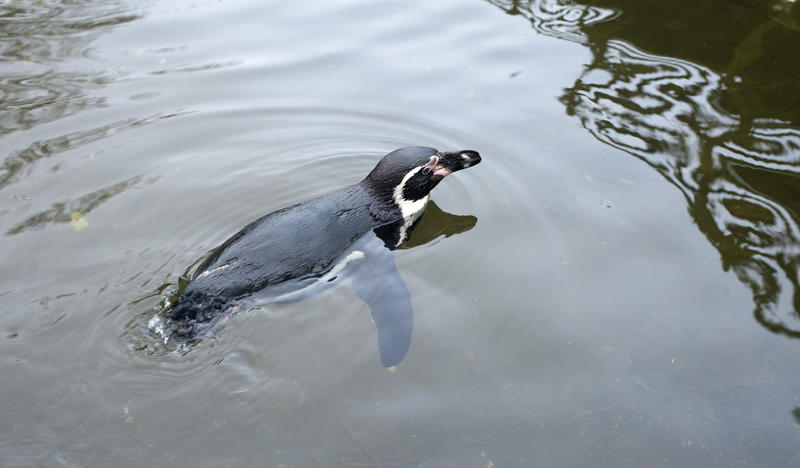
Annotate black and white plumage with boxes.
[167,146,481,366]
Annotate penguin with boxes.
[167,146,481,365]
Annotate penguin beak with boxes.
[432,150,481,179]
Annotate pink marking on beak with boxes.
[433,167,451,178]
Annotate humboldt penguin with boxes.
[168,146,481,366]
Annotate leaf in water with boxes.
[70,212,89,231]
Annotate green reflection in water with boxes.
[401,200,478,249]
[489,0,800,337]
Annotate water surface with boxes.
[2,0,800,466]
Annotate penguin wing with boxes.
[349,231,414,368]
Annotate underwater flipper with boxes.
[350,231,414,368]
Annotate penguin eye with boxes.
[419,155,439,176]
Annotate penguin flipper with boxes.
[350,234,414,367]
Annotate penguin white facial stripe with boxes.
[392,166,430,219]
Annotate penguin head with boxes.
[362,146,481,214]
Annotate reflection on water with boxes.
[6,174,146,235]
[489,0,619,43]
[492,0,800,336]
[401,200,477,249]
[0,1,138,136]
[0,112,181,191]
[560,40,800,337]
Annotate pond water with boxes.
[2,0,799,466]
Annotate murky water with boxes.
[2,0,799,466]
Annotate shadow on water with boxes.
[489,0,800,337]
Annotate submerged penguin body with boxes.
[168,146,481,362]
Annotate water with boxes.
[1,0,799,466]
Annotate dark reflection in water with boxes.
[491,0,800,336]
[0,1,138,136]
[400,200,477,249]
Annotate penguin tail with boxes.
[167,291,241,343]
